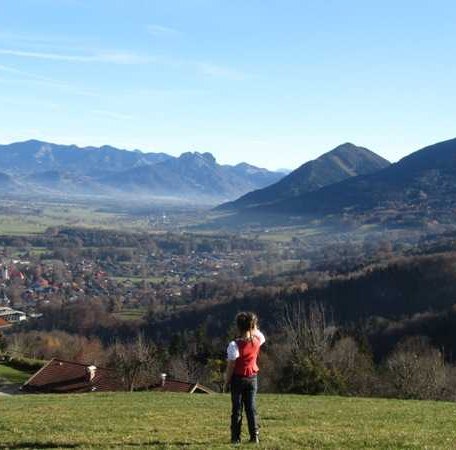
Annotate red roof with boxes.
[149,378,214,394]
[0,317,10,328]
[22,358,124,394]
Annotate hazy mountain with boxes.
[101,151,284,199]
[0,140,172,176]
[218,143,390,211]
[0,171,13,187]
[247,137,456,220]
[0,140,284,202]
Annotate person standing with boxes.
[224,312,266,444]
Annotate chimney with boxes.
[160,373,167,387]
[87,365,97,382]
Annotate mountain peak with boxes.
[217,142,390,211]
[179,151,217,165]
[327,142,373,156]
[259,136,456,220]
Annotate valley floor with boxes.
[1,392,456,449]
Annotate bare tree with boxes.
[168,353,204,383]
[279,302,340,394]
[386,336,446,400]
[324,336,376,396]
[109,334,158,391]
[282,301,336,360]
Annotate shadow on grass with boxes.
[0,444,79,449]
[122,441,211,447]
[1,440,214,449]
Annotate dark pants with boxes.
[230,375,259,441]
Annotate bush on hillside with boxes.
[385,336,446,400]
[4,356,46,373]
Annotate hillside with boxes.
[218,143,390,211]
[222,137,456,227]
[1,392,456,449]
[274,137,456,215]
[0,140,283,202]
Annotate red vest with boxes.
[233,336,262,377]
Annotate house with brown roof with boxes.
[0,307,26,323]
[22,358,124,394]
[0,317,11,329]
[148,373,214,394]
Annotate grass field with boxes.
[112,308,147,321]
[0,202,155,235]
[1,392,456,449]
[0,363,31,384]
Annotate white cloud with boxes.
[92,109,134,121]
[147,24,181,37]
[0,48,148,64]
[0,63,99,97]
[196,62,249,81]
[0,63,60,82]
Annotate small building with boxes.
[0,307,26,323]
[148,373,214,394]
[22,359,124,394]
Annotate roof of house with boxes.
[0,307,26,316]
[0,317,11,328]
[22,358,124,394]
[149,378,214,394]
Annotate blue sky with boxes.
[1,0,455,170]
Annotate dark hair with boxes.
[236,311,258,334]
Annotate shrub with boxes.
[4,356,46,373]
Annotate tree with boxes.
[279,302,342,394]
[109,335,158,391]
[324,336,376,396]
[385,336,446,400]
[282,301,335,359]
[168,353,204,383]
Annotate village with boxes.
[0,230,279,329]
[0,231,264,396]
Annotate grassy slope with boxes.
[0,364,32,384]
[1,392,456,449]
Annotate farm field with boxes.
[112,308,148,321]
[1,392,456,449]
[0,199,211,236]
[0,204,130,235]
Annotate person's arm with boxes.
[253,327,266,346]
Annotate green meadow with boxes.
[0,364,31,384]
[1,392,456,449]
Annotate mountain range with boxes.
[0,140,284,202]
[218,143,390,211]
[217,137,456,227]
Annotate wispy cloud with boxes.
[2,96,61,111]
[0,63,99,97]
[196,62,249,81]
[147,24,181,37]
[0,63,60,82]
[129,88,207,97]
[92,109,134,121]
[0,48,149,64]
[0,30,83,46]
